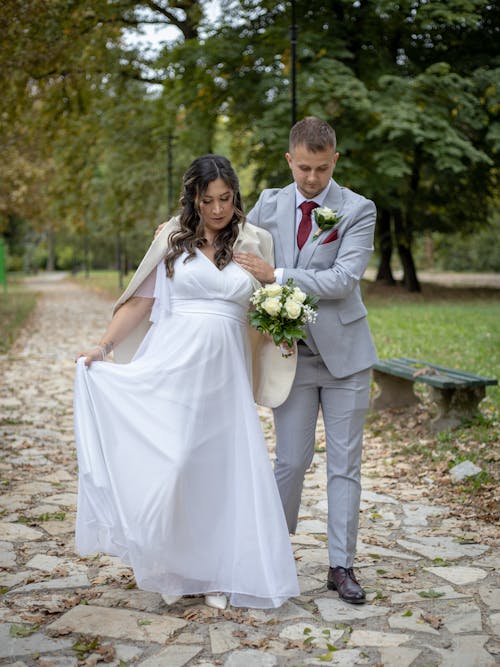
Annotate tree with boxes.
[209,0,499,289]
[0,1,215,272]
[1,0,497,288]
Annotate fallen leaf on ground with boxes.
[48,626,73,637]
[182,606,217,621]
[420,611,443,629]
[240,637,270,648]
[96,644,115,662]
[232,629,248,638]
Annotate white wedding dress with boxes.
[74,250,299,608]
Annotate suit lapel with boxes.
[297,179,344,268]
[276,184,298,269]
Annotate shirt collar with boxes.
[295,181,331,209]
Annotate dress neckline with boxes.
[197,248,223,270]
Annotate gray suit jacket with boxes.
[247,179,378,378]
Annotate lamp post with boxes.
[0,238,6,292]
[290,0,297,126]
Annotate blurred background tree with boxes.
[0,0,498,288]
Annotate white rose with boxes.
[315,206,337,222]
[262,297,281,317]
[263,283,282,297]
[292,287,306,303]
[284,298,302,319]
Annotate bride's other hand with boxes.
[278,340,296,356]
[76,347,106,367]
[75,297,152,368]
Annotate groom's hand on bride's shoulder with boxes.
[234,252,275,284]
[154,222,167,239]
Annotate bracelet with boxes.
[98,341,114,360]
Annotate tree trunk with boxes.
[46,228,55,271]
[394,210,421,292]
[424,234,434,269]
[116,232,124,291]
[83,233,90,278]
[375,208,396,284]
[123,234,129,277]
[395,146,422,292]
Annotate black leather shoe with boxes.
[327,566,366,604]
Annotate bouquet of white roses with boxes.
[249,279,318,357]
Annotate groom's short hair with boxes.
[290,117,336,153]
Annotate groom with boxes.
[234,117,378,604]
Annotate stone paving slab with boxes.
[48,605,188,643]
[0,625,74,660]
[138,644,203,667]
[0,274,498,667]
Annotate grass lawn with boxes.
[69,270,132,299]
[0,282,38,354]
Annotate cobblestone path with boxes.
[0,275,498,666]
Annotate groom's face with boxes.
[286,144,339,200]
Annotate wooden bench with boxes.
[370,357,498,431]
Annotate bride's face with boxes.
[198,178,235,238]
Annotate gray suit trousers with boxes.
[273,344,370,568]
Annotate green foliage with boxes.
[37,511,66,521]
[217,0,499,283]
[430,209,500,272]
[0,0,498,282]
[418,589,445,599]
[9,623,40,638]
[72,636,100,659]
[0,2,215,271]
[365,63,495,236]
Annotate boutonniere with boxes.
[312,206,343,241]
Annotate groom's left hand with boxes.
[234,253,275,284]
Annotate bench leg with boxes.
[430,386,486,432]
[371,370,420,410]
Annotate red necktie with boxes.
[297,201,318,249]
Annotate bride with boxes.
[74,154,299,609]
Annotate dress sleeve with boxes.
[133,268,157,298]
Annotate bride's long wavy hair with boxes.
[164,155,245,277]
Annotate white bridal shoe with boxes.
[161,594,181,605]
[205,593,228,610]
